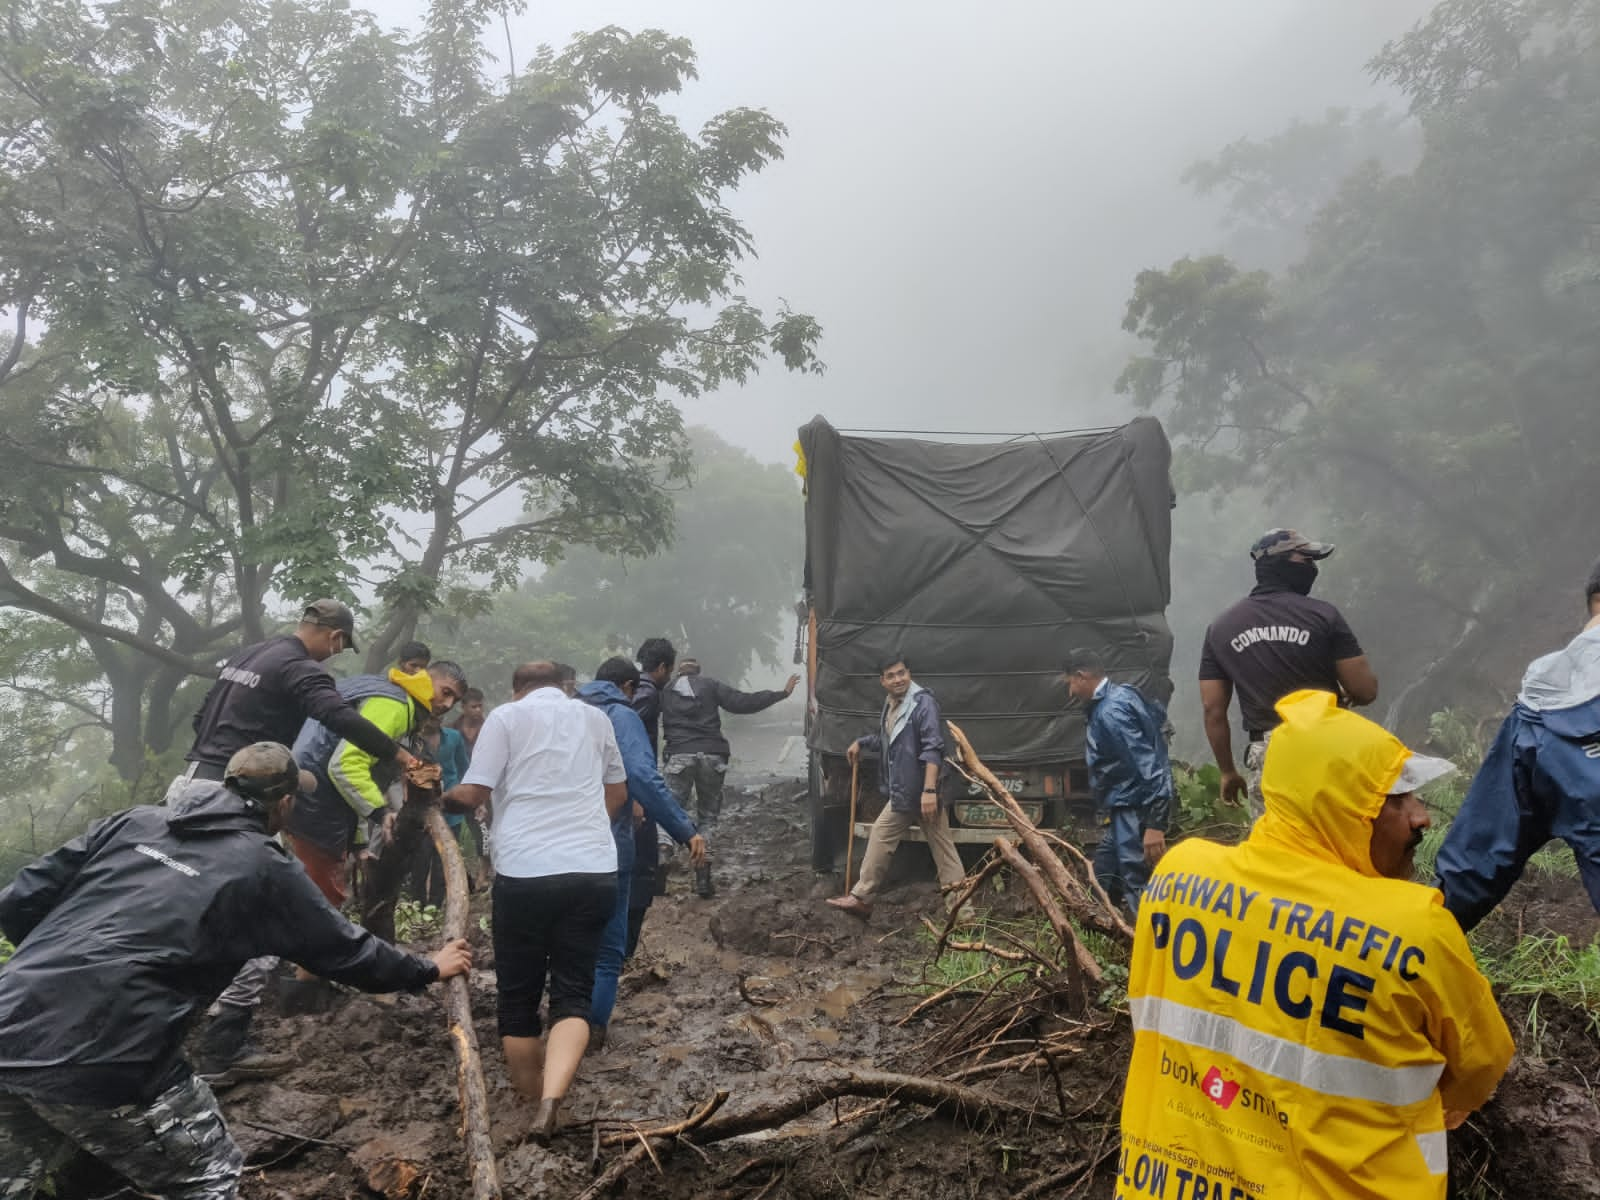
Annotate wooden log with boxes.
[947,722,1133,947]
[423,806,502,1200]
[580,1071,1043,1199]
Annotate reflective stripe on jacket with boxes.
[1118,690,1513,1200]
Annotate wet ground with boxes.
[196,774,1599,1200]
[218,778,1099,1200]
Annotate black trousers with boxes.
[492,871,616,1037]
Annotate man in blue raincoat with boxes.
[1063,649,1172,916]
[578,657,706,1046]
[1437,559,1600,929]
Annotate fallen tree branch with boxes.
[1038,829,1135,942]
[686,1070,1043,1141]
[580,1072,1045,1198]
[948,722,1132,948]
[929,854,1005,957]
[236,1118,345,1149]
[994,838,1098,1006]
[918,918,1031,963]
[598,1090,732,1147]
[898,968,1005,1025]
[579,1092,730,1200]
[423,805,501,1200]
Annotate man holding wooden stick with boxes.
[827,657,965,919]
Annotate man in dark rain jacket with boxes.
[1437,558,1600,929]
[1063,650,1172,916]
[827,657,964,919]
[579,659,707,1042]
[660,657,797,896]
[627,637,677,949]
[0,743,469,1200]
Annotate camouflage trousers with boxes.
[1243,730,1274,822]
[665,753,728,827]
[0,1075,243,1199]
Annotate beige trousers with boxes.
[851,804,966,903]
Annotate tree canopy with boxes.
[1119,0,1600,733]
[421,426,802,696]
[0,0,820,776]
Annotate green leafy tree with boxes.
[422,427,802,692]
[1183,106,1418,270]
[0,0,820,774]
[1119,0,1600,734]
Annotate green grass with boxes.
[916,909,1132,1010]
[393,898,443,943]
[0,935,11,965]
[1473,932,1600,1053]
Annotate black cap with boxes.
[302,599,358,652]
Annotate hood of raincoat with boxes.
[1251,689,1409,878]
[389,666,435,710]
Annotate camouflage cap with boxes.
[224,742,300,800]
[302,598,358,652]
[1250,528,1335,562]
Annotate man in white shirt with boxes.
[443,661,627,1141]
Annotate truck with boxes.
[796,415,1176,871]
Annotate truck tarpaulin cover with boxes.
[800,416,1175,764]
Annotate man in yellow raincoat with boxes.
[1117,690,1513,1200]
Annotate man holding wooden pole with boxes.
[826,657,965,919]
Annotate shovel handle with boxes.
[843,757,860,894]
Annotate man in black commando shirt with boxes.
[1199,530,1378,819]
[169,600,421,1073]
[171,600,420,806]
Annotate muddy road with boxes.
[185,774,1598,1200]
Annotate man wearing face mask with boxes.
[1199,529,1378,820]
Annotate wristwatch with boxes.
[922,788,938,795]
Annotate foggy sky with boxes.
[373,0,1434,459]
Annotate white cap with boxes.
[1393,754,1456,795]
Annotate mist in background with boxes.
[405,0,1435,738]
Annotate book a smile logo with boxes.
[1201,1066,1241,1110]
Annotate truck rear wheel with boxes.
[807,749,841,872]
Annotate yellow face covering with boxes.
[389,667,435,711]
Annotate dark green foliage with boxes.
[1120,0,1600,735]
[0,0,819,790]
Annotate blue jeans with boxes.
[1094,807,1149,917]
[589,867,634,1028]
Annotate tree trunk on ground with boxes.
[423,806,501,1200]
